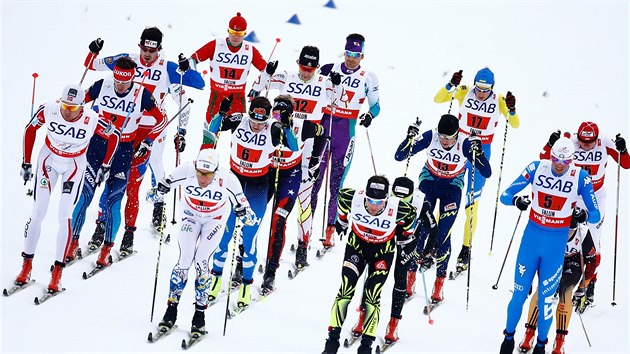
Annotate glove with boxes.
[273,99,293,128]
[134,140,152,158]
[247,89,260,99]
[235,204,256,226]
[174,130,186,152]
[572,207,588,224]
[178,53,190,72]
[157,179,172,194]
[335,220,348,236]
[418,248,435,270]
[505,91,516,113]
[219,94,233,115]
[89,38,104,54]
[96,164,111,185]
[359,112,373,128]
[450,70,463,87]
[407,123,420,138]
[265,60,278,75]
[547,130,561,147]
[330,71,342,86]
[146,187,164,204]
[615,133,627,153]
[573,287,587,311]
[513,195,531,211]
[468,135,483,157]
[20,163,33,184]
[307,157,321,180]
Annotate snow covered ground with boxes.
[1,1,628,353]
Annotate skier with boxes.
[517,217,596,354]
[434,68,520,271]
[75,27,205,257]
[261,94,327,293]
[204,96,298,307]
[540,122,629,304]
[313,33,381,249]
[321,175,416,354]
[394,114,491,306]
[14,84,116,293]
[250,45,333,264]
[154,148,255,336]
[181,12,278,149]
[349,176,439,344]
[71,56,167,267]
[499,137,600,354]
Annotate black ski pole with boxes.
[223,221,244,336]
[489,121,510,255]
[492,211,523,290]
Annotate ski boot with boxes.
[406,269,416,298]
[357,336,374,354]
[15,252,34,285]
[384,317,400,343]
[456,245,470,272]
[152,202,166,233]
[500,330,515,354]
[519,324,536,352]
[237,281,252,308]
[322,225,335,248]
[322,327,341,354]
[352,305,366,336]
[552,330,567,354]
[208,273,222,302]
[96,241,114,268]
[65,238,80,263]
[431,276,446,302]
[261,269,275,295]
[191,305,206,335]
[295,240,310,268]
[87,222,105,251]
[532,339,547,354]
[47,261,64,293]
[159,301,178,329]
[120,226,135,255]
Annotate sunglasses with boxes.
[366,197,385,206]
[114,79,133,85]
[438,132,458,141]
[139,45,158,54]
[299,64,317,73]
[228,28,247,37]
[345,50,362,58]
[474,85,492,93]
[60,102,82,112]
[196,169,215,177]
[551,156,572,166]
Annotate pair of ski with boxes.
[344,333,397,353]
[227,289,270,319]
[3,279,67,305]
[147,325,206,350]
[82,250,137,280]
[448,264,468,280]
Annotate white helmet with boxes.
[196,148,219,172]
[551,137,575,160]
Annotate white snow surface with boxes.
[1,1,628,353]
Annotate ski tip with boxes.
[287,270,293,279]
[343,338,350,348]
[2,289,8,296]
[316,250,322,258]
[34,297,40,305]
[82,272,88,279]
[181,339,187,349]
[375,345,381,354]
[258,264,264,273]
[147,332,153,342]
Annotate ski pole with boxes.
[320,86,336,243]
[577,251,592,347]
[489,106,511,255]
[170,67,185,226]
[223,221,244,336]
[403,118,421,177]
[26,72,39,197]
[149,220,167,322]
[492,211,523,290]
[263,38,281,98]
[164,98,194,128]
[80,51,97,85]
[465,147,476,311]
[262,131,284,275]
[611,152,621,306]
[420,267,434,324]
[365,129,377,175]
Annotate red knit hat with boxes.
[577,121,599,143]
[229,12,247,31]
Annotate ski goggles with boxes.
[551,156,572,166]
[438,132,458,141]
[366,196,386,206]
[60,102,82,112]
[139,45,158,54]
[299,64,317,73]
[345,50,362,58]
[228,28,247,37]
[474,85,492,93]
